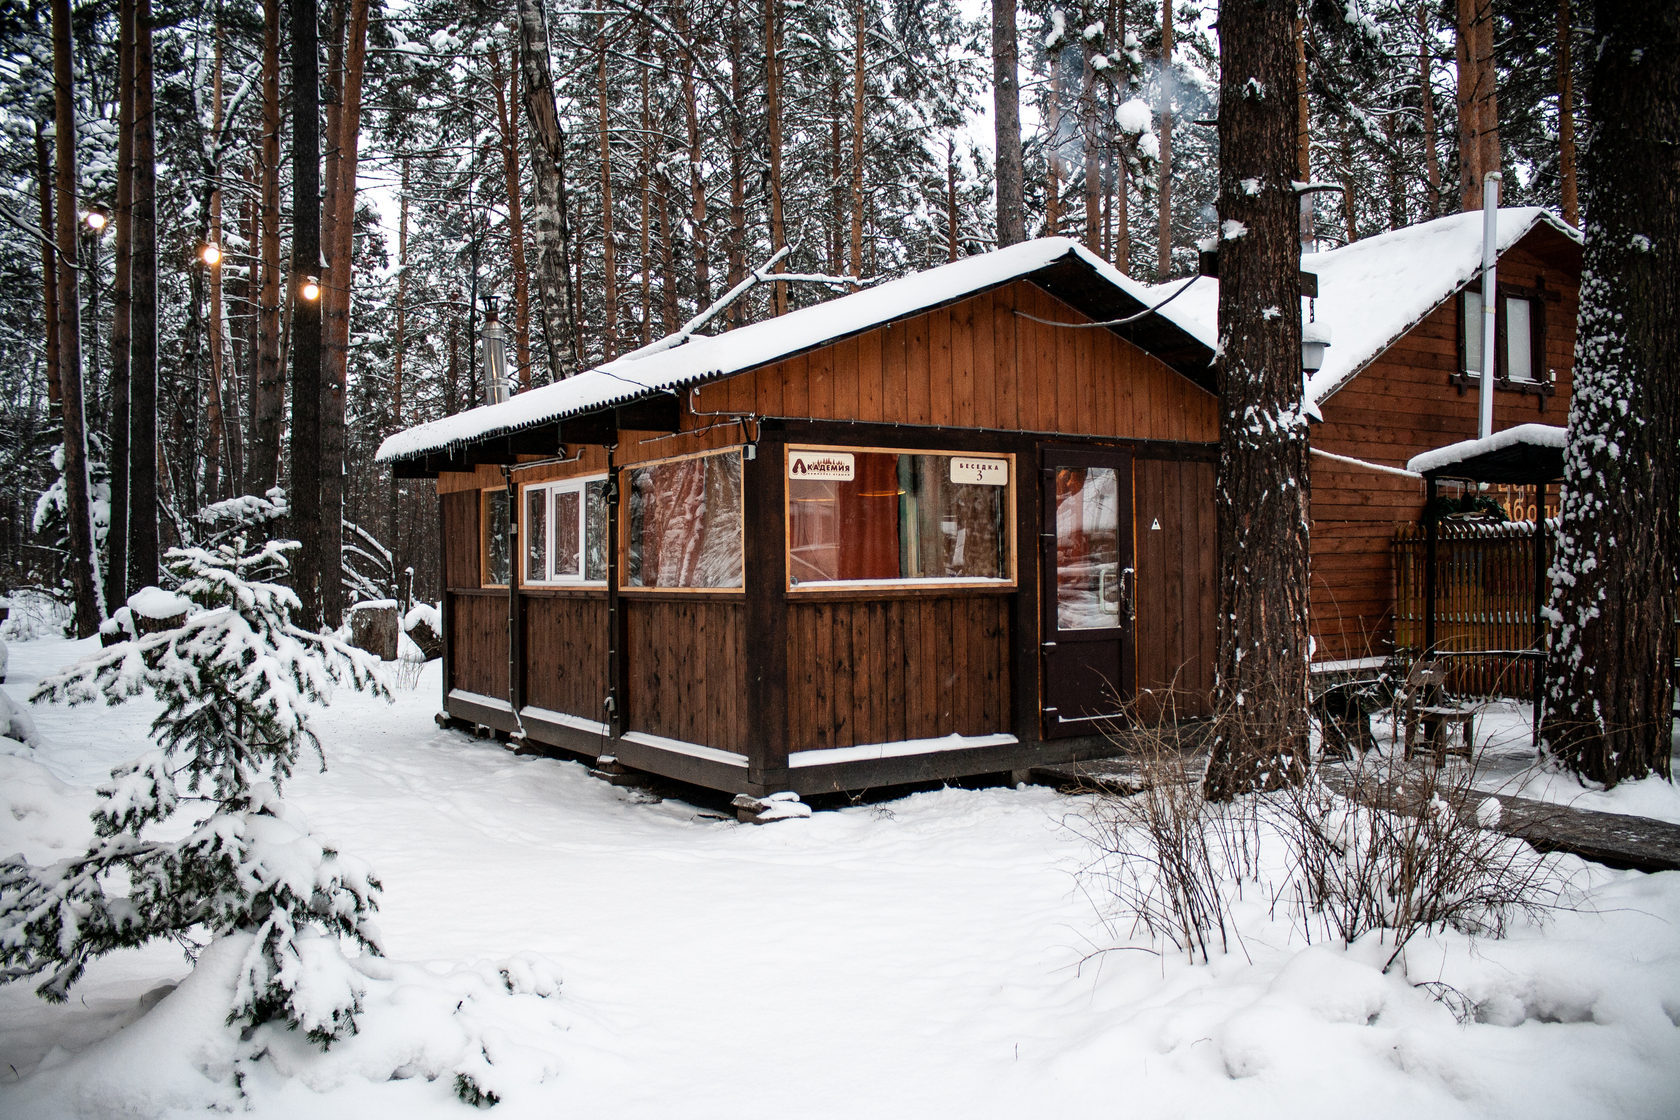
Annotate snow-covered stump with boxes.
[732,791,812,824]
[127,586,191,637]
[402,601,444,661]
[348,600,400,661]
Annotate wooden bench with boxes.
[1395,658,1475,763]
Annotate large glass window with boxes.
[1054,466,1122,629]
[626,450,743,589]
[523,477,608,585]
[786,449,1011,587]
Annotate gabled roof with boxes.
[376,237,1217,466]
[1147,207,1583,407]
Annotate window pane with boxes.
[1056,466,1121,630]
[1463,289,1483,375]
[525,488,548,583]
[787,451,1008,585]
[627,452,743,588]
[1506,297,1534,381]
[553,489,581,576]
[485,491,510,586]
[584,480,608,581]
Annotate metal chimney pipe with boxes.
[1477,172,1501,440]
[482,295,511,405]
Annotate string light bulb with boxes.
[201,242,222,267]
[300,275,321,301]
[84,208,107,232]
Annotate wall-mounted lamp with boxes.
[1301,319,1331,373]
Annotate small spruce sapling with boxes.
[0,537,389,1043]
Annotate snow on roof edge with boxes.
[1405,423,1567,475]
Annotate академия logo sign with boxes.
[788,451,855,481]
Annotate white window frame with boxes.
[522,475,608,586]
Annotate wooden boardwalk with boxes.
[1028,754,1680,874]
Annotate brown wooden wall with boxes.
[1132,457,1217,719]
[442,489,480,587]
[1310,234,1579,661]
[450,590,508,698]
[522,593,609,719]
[624,597,748,752]
[786,593,1012,752]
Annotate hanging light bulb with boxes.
[300,275,321,301]
[201,242,222,267]
[84,208,107,232]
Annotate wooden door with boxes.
[1040,448,1135,738]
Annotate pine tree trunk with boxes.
[676,6,711,313]
[1202,0,1310,801]
[51,0,101,636]
[517,0,577,378]
[637,35,652,347]
[204,26,226,506]
[1156,0,1173,278]
[1083,42,1100,250]
[392,160,407,430]
[947,137,960,261]
[1419,4,1442,217]
[992,0,1024,246]
[1455,0,1500,211]
[851,0,866,279]
[1046,63,1062,237]
[289,0,324,628]
[250,0,284,493]
[1540,0,1679,786]
[1295,15,1311,246]
[1556,0,1578,227]
[489,42,533,384]
[765,0,788,313]
[598,15,619,361]
[129,0,158,592]
[726,0,748,327]
[106,2,131,609]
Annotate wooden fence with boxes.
[1392,519,1550,697]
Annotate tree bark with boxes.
[1156,0,1174,278]
[1419,4,1441,218]
[676,4,711,313]
[250,0,284,493]
[517,0,577,378]
[392,158,408,430]
[726,0,748,327]
[289,0,324,628]
[1540,0,1679,786]
[1202,0,1310,800]
[765,0,788,313]
[1556,0,1578,227]
[129,0,158,592]
[851,0,866,278]
[1455,0,1500,211]
[50,0,101,636]
[947,137,960,261]
[1083,39,1101,251]
[489,41,533,384]
[992,0,1025,246]
[597,14,619,361]
[204,24,227,506]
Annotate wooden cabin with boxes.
[379,239,1225,797]
[1160,207,1583,665]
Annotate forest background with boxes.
[0,0,1578,628]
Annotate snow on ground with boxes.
[2,635,1679,1119]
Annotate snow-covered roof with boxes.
[1147,207,1582,407]
[376,238,1216,465]
[1406,423,1568,480]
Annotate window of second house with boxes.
[1461,287,1544,385]
[785,448,1013,588]
[523,476,608,585]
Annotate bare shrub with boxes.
[1074,696,1569,971]
[1071,718,1261,963]
[1271,757,1569,968]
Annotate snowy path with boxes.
[3,636,1680,1118]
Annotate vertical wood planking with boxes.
[906,311,932,426]
[993,285,1019,430]
[969,289,997,430]
[950,295,976,428]
[856,328,884,424]
[930,305,954,422]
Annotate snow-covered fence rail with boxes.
[1391,519,1551,697]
